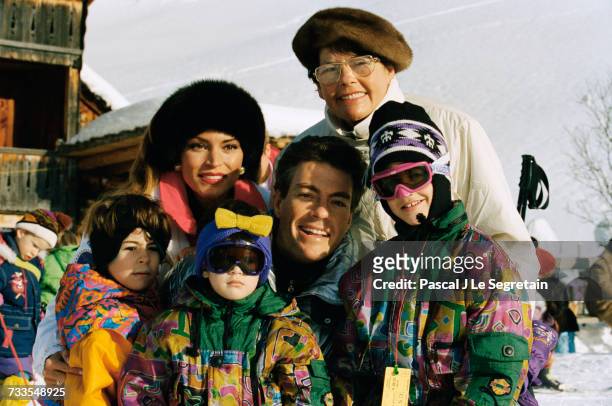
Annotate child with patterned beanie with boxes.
[120,200,333,405]
[0,209,64,387]
[333,101,532,405]
[55,194,171,406]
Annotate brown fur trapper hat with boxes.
[292,7,413,74]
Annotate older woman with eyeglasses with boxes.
[290,8,537,273]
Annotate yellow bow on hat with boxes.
[215,208,273,237]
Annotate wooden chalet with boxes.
[0,0,96,227]
[57,97,163,209]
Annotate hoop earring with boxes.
[239,167,245,175]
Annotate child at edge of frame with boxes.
[0,209,67,406]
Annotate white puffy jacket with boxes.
[291,78,538,280]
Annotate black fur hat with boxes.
[145,80,265,182]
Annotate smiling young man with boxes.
[291,8,536,273]
[271,136,366,355]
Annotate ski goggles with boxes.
[205,241,266,276]
[371,156,450,200]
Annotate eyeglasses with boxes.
[372,162,434,200]
[205,241,265,276]
[313,55,380,85]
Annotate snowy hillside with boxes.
[537,319,612,405]
[82,0,612,240]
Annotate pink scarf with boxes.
[158,171,267,236]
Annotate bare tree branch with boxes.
[566,75,612,231]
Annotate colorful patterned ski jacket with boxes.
[119,277,333,405]
[333,202,532,406]
[161,231,361,359]
[56,263,160,405]
[56,263,159,351]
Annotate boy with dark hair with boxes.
[55,194,171,405]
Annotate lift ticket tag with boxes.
[381,366,411,406]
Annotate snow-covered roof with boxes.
[80,64,129,110]
[66,97,162,145]
[260,104,322,136]
[65,98,322,146]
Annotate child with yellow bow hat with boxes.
[119,200,333,405]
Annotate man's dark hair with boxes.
[274,136,366,210]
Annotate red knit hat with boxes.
[15,209,71,248]
[536,247,556,279]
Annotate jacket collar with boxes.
[56,263,159,349]
[324,77,406,142]
[0,232,18,264]
[179,277,290,318]
[159,172,198,236]
[269,233,359,306]
[395,201,470,242]
[300,233,359,305]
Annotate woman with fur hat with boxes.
[290,7,535,265]
[34,79,270,387]
[119,201,333,405]
[333,101,532,405]
[126,78,268,261]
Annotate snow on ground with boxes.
[537,319,612,405]
[82,0,612,241]
[537,353,612,405]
